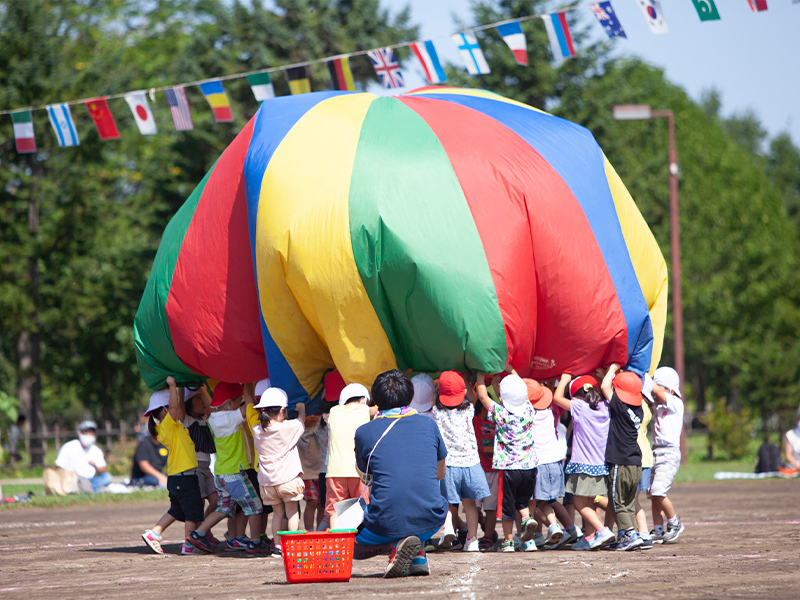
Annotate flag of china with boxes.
[85,98,120,140]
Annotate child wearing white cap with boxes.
[476,371,538,553]
[325,382,376,528]
[649,366,685,544]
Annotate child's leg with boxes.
[483,510,497,539]
[184,520,198,538]
[271,503,285,548]
[502,518,515,542]
[551,500,575,529]
[574,495,604,534]
[651,495,675,527]
[304,499,318,531]
[152,513,175,535]
[609,465,640,533]
[285,500,300,531]
[537,501,557,526]
[462,499,479,540]
[197,511,226,535]
[634,492,649,534]
[204,492,219,520]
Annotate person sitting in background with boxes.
[4,414,25,465]
[783,404,800,473]
[55,420,112,493]
[129,431,168,488]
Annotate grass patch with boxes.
[0,488,168,509]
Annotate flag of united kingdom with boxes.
[367,47,405,89]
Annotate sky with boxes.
[378,0,800,146]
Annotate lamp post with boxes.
[612,104,685,398]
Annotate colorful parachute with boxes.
[135,87,668,408]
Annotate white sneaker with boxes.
[142,529,163,554]
[439,523,456,549]
[520,516,539,542]
[545,523,564,545]
[463,536,480,552]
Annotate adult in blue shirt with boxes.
[354,369,447,578]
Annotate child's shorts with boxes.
[500,468,536,521]
[261,476,305,506]
[196,459,216,499]
[214,471,263,517]
[565,473,607,497]
[649,447,681,497]
[325,476,369,515]
[533,461,565,502]
[441,464,491,504]
[167,472,204,523]
[638,467,652,492]
[304,478,320,502]
[476,471,500,511]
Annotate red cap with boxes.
[569,375,598,398]
[438,371,466,407]
[524,379,553,410]
[612,371,643,406]
[324,370,346,403]
[210,382,243,408]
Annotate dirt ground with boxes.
[1,479,798,600]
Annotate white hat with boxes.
[77,419,98,432]
[653,367,681,398]
[253,387,288,409]
[409,374,435,413]
[184,386,202,400]
[254,378,271,398]
[499,374,529,416]
[339,383,370,407]
[144,390,170,416]
[641,373,654,403]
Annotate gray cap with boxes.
[77,420,98,432]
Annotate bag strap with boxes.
[359,418,401,496]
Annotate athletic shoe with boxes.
[639,535,654,550]
[616,530,644,551]
[409,547,430,576]
[571,536,591,551]
[142,529,163,554]
[225,536,249,551]
[246,538,272,555]
[500,540,515,553]
[603,530,626,551]
[588,527,615,550]
[522,540,538,552]
[272,546,282,557]
[439,523,456,550]
[457,528,469,547]
[546,526,580,550]
[478,536,496,551]
[384,536,421,578]
[663,520,684,543]
[187,531,215,553]
[424,541,438,553]
[206,530,221,550]
[181,542,204,555]
[649,528,665,544]
[532,532,547,548]
[463,536,480,552]
[545,524,564,546]
[513,534,522,551]
[520,516,539,543]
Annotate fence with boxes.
[22,420,140,458]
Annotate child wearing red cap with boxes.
[600,364,645,551]
[433,371,491,552]
[187,382,265,554]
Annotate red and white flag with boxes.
[747,0,768,10]
[124,91,157,135]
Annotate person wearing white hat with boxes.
[409,374,436,420]
[54,418,112,493]
[475,371,539,553]
[650,366,685,544]
[325,381,374,528]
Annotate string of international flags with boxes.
[5,0,791,154]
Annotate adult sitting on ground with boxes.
[353,369,448,578]
[130,431,169,488]
[54,420,113,493]
[783,405,800,473]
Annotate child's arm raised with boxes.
[475,372,494,412]
[553,373,572,411]
[166,376,185,422]
[295,402,307,425]
[651,382,668,406]
[240,382,256,416]
[601,363,620,401]
[464,372,477,404]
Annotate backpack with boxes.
[755,442,781,473]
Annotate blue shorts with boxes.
[441,464,491,504]
[533,461,565,502]
[638,467,652,492]
[356,526,442,546]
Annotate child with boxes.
[141,377,205,555]
[183,387,219,527]
[476,371,538,553]
[325,383,374,528]
[186,382,266,554]
[600,364,644,551]
[649,366,685,543]
[553,373,614,550]
[635,374,656,549]
[410,373,436,420]
[248,387,306,556]
[473,399,499,550]
[297,414,324,531]
[315,370,346,531]
[433,371,490,552]
[524,379,580,551]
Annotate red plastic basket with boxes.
[279,529,357,584]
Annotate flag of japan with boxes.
[124,92,157,135]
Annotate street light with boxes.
[612,104,684,398]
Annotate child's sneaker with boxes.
[246,538,272,555]
[522,540,538,552]
[500,539,515,553]
[649,528,665,544]
[588,527,615,550]
[272,545,282,557]
[545,523,564,546]
[225,536,249,551]
[187,531,215,553]
[463,535,480,552]
[409,547,430,576]
[206,530,221,549]
[513,534,522,551]
[663,520,684,543]
[142,529,163,554]
[546,525,579,550]
[384,536,421,578]
[439,523,456,550]
[639,532,654,550]
[616,530,644,551]
[478,536,496,551]
[571,536,591,551]
[181,542,204,555]
[520,516,539,542]
[532,532,547,548]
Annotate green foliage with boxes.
[701,399,756,460]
